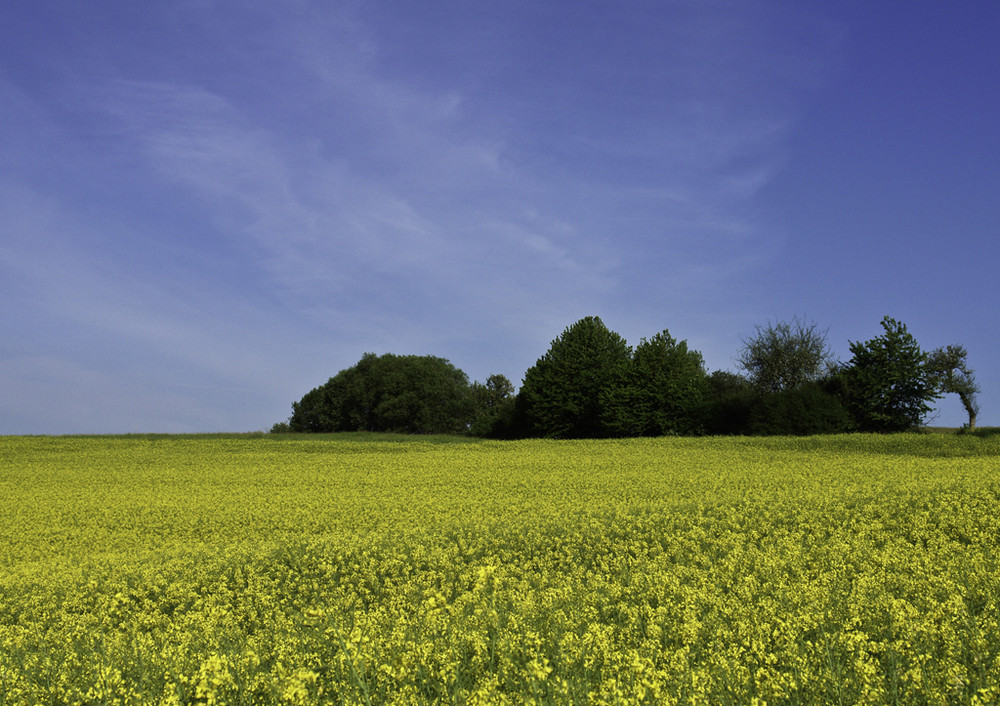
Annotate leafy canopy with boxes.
[607,330,709,436]
[927,344,980,430]
[289,353,473,434]
[843,316,939,432]
[517,316,632,439]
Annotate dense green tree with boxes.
[927,345,980,430]
[704,370,755,435]
[606,330,709,436]
[288,353,473,434]
[288,381,342,433]
[747,382,854,436]
[469,373,517,438]
[842,317,939,432]
[737,316,836,393]
[517,316,631,438]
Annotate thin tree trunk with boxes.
[959,392,977,431]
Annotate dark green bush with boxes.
[747,383,854,436]
[289,353,473,434]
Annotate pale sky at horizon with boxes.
[2,1,998,434]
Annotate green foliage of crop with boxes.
[2,434,999,704]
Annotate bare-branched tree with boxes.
[737,316,836,393]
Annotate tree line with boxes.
[272,315,980,438]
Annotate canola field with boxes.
[1,433,999,705]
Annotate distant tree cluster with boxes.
[515,317,708,438]
[274,315,980,438]
[723,315,978,435]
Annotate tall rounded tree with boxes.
[609,330,709,436]
[517,316,631,438]
[843,316,939,432]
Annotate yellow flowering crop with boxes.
[1,433,998,704]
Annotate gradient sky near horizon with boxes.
[2,1,998,434]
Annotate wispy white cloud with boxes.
[1,0,849,431]
[81,67,617,339]
[0,178,328,429]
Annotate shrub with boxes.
[748,383,854,436]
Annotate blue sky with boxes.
[2,1,997,434]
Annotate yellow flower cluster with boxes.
[1,433,999,704]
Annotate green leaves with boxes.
[517,319,712,439]
[289,353,473,434]
[618,331,709,437]
[469,374,516,438]
[737,316,835,394]
[843,317,940,432]
[518,317,632,439]
[286,314,976,439]
[927,344,981,430]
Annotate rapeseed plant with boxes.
[0,434,998,703]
